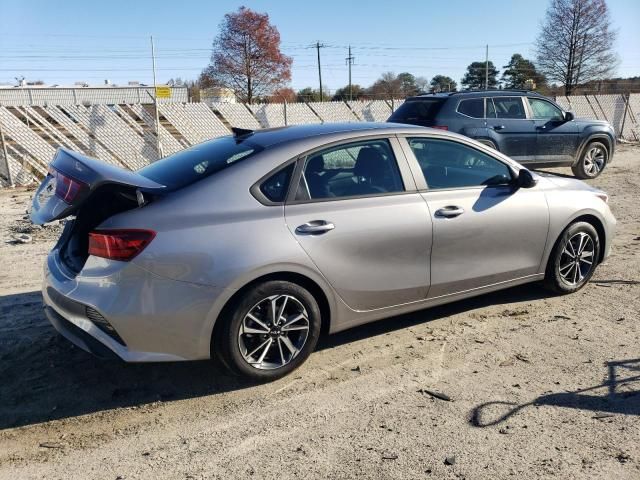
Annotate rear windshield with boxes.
[388,99,445,125]
[139,136,263,190]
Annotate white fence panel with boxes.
[211,102,261,130]
[158,103,229,144]
[248,104,286,128]
[308,101,358,122]
[0,107,54,176]
[625,93,640,141]
[348,100,391,122]
[284,103,321,125]
[126,104,184,156]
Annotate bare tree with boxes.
[414,76,429,93]
[201,7,292,104]
[368,72,403,99]
[536,0,618,95]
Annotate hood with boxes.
[537,172,601,193]
[572,118,613,129]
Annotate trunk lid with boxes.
[31,148,166,225]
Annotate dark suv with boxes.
[388,90,615,178]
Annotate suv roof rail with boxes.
[413,88,540,99]
[451,88,536,95]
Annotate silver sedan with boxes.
[31,123,616,380]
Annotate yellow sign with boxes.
[155,86,171,98]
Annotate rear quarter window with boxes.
[259,163,295,203]
[456,98,484,118]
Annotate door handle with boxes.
[434,206,465,218]
[295,220,335,235]
[491,125,506,131]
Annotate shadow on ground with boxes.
[470,358,640,427]
[1,283,550,430]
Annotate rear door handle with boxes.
[491,125,506,131]
[295,220,335,235]
[434,206,465,218]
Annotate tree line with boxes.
[198,0,621,103]
[280,54,550,103]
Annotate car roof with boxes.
[407,89,545,101]
[238,122,425,147]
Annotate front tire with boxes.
[544,221,600,294]
[216,281,321,381]
[572,141,608,179]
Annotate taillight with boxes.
[432,125,449,131]
[88,229,156,261]
[50,167,88,203]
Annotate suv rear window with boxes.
[388,99,445,125]
[457,98,484,118]
[139,136,263,190]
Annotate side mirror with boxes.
[517,169,538,189]
[564,111,575,122]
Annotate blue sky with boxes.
[1,0,638,91]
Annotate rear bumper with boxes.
[44,306,120,360]
[42,249,230,362]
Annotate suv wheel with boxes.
[572,141,608,179]
[544,221,600,294]
[216,280,321,381]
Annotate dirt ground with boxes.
[0,146,638,480]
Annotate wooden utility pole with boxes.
[346,45,355,101]
[150,35,163,159]
[315,41,325,101]
[485,44,489,90]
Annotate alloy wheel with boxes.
[238,294,310,370]
[558,232,595,286]
[583,146,606,177]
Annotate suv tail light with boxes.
[432,125,449,131]
[50,167,88,203]
[88,229,156,261]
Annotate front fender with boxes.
[573,130,616,166]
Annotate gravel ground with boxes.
[0,146,638,480]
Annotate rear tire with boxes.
[215,281,321,381]
[572,141,608,179]
[544,221,600,294]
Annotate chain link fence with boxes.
[0,94,638,187]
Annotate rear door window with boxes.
[456,98,484,118]
[388,99,445,125]
[491,97,527,119]
[295,139,404,201]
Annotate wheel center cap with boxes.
[270,327,281,337]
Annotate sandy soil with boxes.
[0,146,638,480]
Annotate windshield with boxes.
[138,136,263,190]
